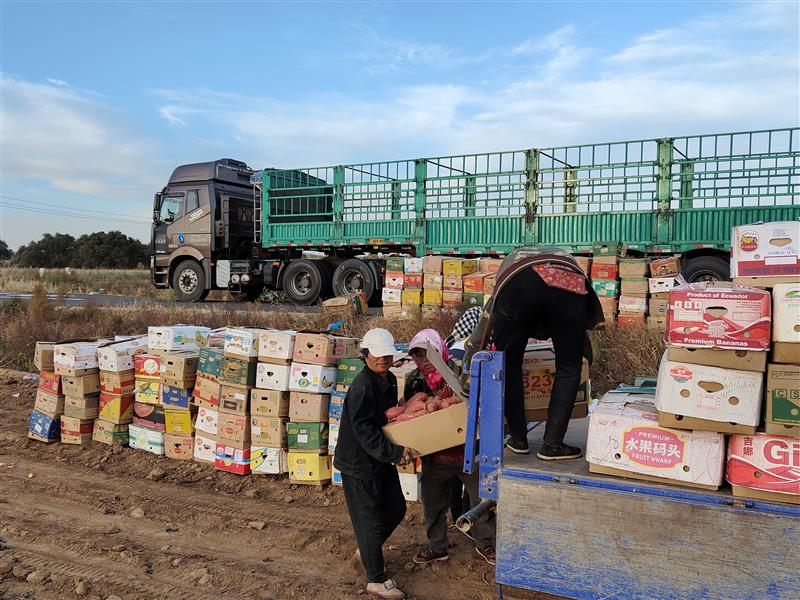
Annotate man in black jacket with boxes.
[334,328,416,600]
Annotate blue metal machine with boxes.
[464,351,800,600]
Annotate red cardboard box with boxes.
[726,433,799,503]
[214,443,251,475]
[618,315,647,328]
[666,283,771,351]
[403,273,423,288]
[591,263,619,281]
[38,371,62,395]
[385,271,404,289]
[134,354,161,379]
[463,273,487,294]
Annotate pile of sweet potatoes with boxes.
[385,392,463,423]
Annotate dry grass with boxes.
[589,325,665,395]
[0,267,163,297]
[0,287,663,394]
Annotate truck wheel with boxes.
[682,256,730,283]
[282,259,327,305]
[172,260,206,303]
[333,259,376,300]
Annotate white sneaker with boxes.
[366,579,406,599]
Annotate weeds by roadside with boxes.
[0,291,664,395]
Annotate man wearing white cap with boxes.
[335,328,417,599]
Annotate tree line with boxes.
[0,231,148,269]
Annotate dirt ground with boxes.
[0,369,551,600]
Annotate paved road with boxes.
[0,291,381,314]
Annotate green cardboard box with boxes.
[592,279,620,298]
[221,356,257,387]
[336,359,363,388]
[463,292,484,307]
[287,422,329,453]
[592,240,627,257]
[386,257,406,272]
[198,347,223,379]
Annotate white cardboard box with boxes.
[195,406,219,436]
[655,354,764,426]
[54,341,105,373]
[649,277,680,294]
[404,257,424,273]
[382,288,402,304]
[773,283,800,343]
[289,363,337,394]
[586,401,725,488]
[97,337,149,372]
[148,326,211,352]
[256,363,292,391]
[731,221,800,278]
[128,424,165,455]
[250,446,289,474]
[258,330,296,362]
[399,472,422,501]
[194,433,216,463]
[619,295,648,314]
[328,420,340,453]
[224,328,268,359]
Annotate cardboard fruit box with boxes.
[289,392,330,423]
[383,402,468,456]
[730,221,800,278]
[129,424,165,455]
[292,333,360,366]
[134,379,161,405]
[34,389,64,416]
[772,283,800,343]
[251,447,289,475]
[592,280,620,298]
[197,347,224,379]
[404,257,424,273]
[666,346,767,373]
[132,402,166,431]
[161,385,192,409]
[54,340,106,376]
[100,371,136,396]
[404,273,423,288]
[666,282,772,351]
[289,363,336,395]
[217,412,250,447]
[92,418,128,445]
[590,262,619,281]
[251,416,288,447]
[219,385,250,415]
[193,373,221,407]
[97,337,148,372]
[195,406,219,436]
[726,433,799,504]
[385,272,404,289]
[64,395,99,420]
[423,256,444,275]
[651,256,681,277]
[28,410,60,442]
[382,288,402,304]
[34,342,55,372]
[386,256,405,272]
[214,444,251,475]
[99,392,134,424]
[765,363,800,426]
[288,452,331,484]
[224,327,268,360]
[619,259,650,278]
[60,416,93,445]
[287,422,328,453]
[148,326,211,353]
[654,355,763,431]
[251,389,290,417]
[160,351,199,384]
[164,408,196,435]
[424,274,443,289]
[336,358,363,388]
[61,373,101,398]
[258,330,297,363]
[194,433,217,463]
[256,363,291,391]
[620,278,649,296]
[134,354,161,379]
[38,371,62,395]
[443,259,478,277]
[165,434,194,461]
[593,240,627,257]
[221,356,257,388]
[587,401,725,490]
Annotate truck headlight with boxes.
[231,274,240,284]
[241,274,251,283]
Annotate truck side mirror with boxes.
[153,193,161,222]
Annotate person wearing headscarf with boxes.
[403,329,496,567]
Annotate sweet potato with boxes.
[441,396,463,407]
[385,406,405,419]
[403,396,427,414]
[425,399,442,412]
[393,409,427,422]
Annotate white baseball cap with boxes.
[361,328,397,358]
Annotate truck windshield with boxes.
[159,194,184,222]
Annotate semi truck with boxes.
[150,127,800,304]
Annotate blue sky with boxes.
[1,0,798,249]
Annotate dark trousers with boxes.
[421,460,495,554]
[492,268,590,445]
[449,479,468,523]
[342,467,407,583]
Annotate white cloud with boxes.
[1,75,165,200]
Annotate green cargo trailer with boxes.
[151,128,799,304]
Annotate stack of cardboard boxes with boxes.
[647,256,681,330]
[250,330,295,475]
[30,342,62,443]
[766,283,800,438]
[213,328,262,475]
[98,338,148,451]
[400,257,424,319]
[618,258,650,328]
[329,357,363,486]
[193,345,223,463]
[590,241,623,322]
[285,333,358,484]
[131,353,164,452]
[443,258,477,308]
[422,256,444,317]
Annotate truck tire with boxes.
[172,260,206,303]
[333,259,377,301]
[682,255,730,283]
[282,259,327,305]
